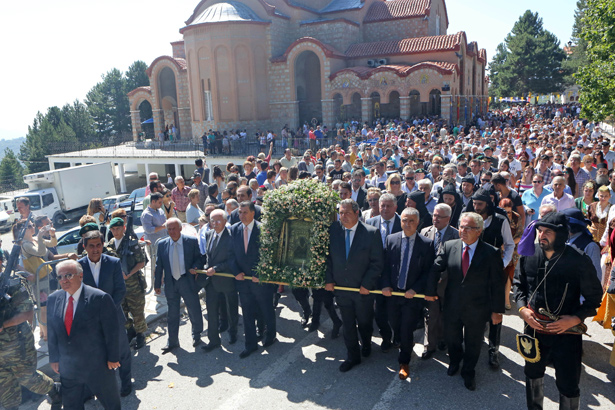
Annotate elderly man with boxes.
[154,218,204,353]
[141,192,168,265]
[569,154,591,197]
[198,210,239,350]
[171,176,192,222]
[431,164,460,198]
[417,179,437,214]
[280,148,297,169]
[426,212,505,391]
[191,172,208,210]
[367,193,402,352]
[382,208,435,380]
[420,203,459,359]
[541,176,575,211]
[325,199,384,372]
[48,260,121,410]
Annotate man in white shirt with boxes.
[601,141,615,170]
[541,176,575,211]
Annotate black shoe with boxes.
[229,334,237,345]
[331,320,342,339]
[392,341,401,349]
[201,342,221,352]
[463,376,476,391]
[134,333,146,350]
[361,345,372,358]
[308,321,320,332]
[339,360,359,372]
[489,352,500,369]
[381,339,392,353]
[274,292,281,308]
[162,343,179,354]
[301,316,310,328]
[192,338,202,348]
[120,383,132,397]
[219,321,229,333]
[437,341,447,351]
[447,363,460,376]
[239,348,257,359]
[263,338,278,348]
[421,349,436,360]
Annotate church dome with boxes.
[190,1,266,25]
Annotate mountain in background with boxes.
[0,137,25,160]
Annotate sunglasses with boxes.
[390,181,401,185]
[57,273,77,281]
[481,179,491,183]
[405,176,415,180]
[532,180,543,183]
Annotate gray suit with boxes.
[420,225,459,353]
[197,228,239,344]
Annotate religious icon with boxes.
[374,102,380,118]
[277,217,313,269]
[380,77,388,86]
[421,74,429,84]
[342,80,350,88]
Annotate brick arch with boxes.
[287,41,328,101]
[128,87,153,112]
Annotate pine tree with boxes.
[0,148,25,192]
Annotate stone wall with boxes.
[171,41,186,59]
[363,18,428,43]
[299,21,360,53]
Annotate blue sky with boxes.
[0,0,577,140]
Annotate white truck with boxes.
[18,163,117,226]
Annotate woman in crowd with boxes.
[161,188,176,220]
[588,185,611,244]
[515,165,534,194]
[385,173,407,214]
[362,187,381,221]
[500,198,522,309]
[243,160,256,181]
[521,172,548,226]
[186,189,204,226]
[582,154,597,179]
[576,180,598,217]
[565,167,577,200]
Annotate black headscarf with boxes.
[438,183,463,228]
[408,190,432,230]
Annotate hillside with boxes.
[0,137,25,159]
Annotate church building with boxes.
[128,0,489,141]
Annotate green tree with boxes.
[0,148,24,192]
[61,100,95,141]
[562,0,588,86]
[86,68,131,137]
[576,0,615,121]
[126,60,153,123]
[488,11,566,98]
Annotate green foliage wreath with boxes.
[257,179,339,287]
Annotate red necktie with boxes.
[65,296,74,336]
[462,245,470,277]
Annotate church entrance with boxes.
[295,51,322,127]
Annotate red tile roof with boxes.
[364,0,431,23]
[345,32,464,58]
[127,86,152,97]
[330,61,457,80]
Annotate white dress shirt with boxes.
[63,283,83,318]
[87,257,102,286]
[169,237,186,277]
[344,221,359,248]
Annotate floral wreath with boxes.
[257,179,339,287]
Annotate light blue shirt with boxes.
[461,240,479,265]
[169,237,185,276]
[141,206,167,245]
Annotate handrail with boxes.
[34,258,69,326]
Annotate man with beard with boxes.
[514,212,602,410]
[595,163,609,187]
[470,188,514,369]
[460,175,476,207]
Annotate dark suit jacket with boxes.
[201,227,235,293]
[155,234,204,293]
[325,221,384,290]
[79,254,126,325]
[229,221,261,277]
[427,239,505,322]
[229,205,262,225]
[366,214,402,241]
[354,187,368,210]
[48,285,120,380]
[420,225,460,250]
[382,232,435,295]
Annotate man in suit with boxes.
[154,218,204,353]
[229,186,262,224]
[79,230,132,397]
[230,201,277,358]
[366,193,402,352]
[382,207,436,380]
[420,203,459,359]
[48,260,121,410]
[426,212,504,391]
[351,169,369,210]
[198,209,239,351]
[326,199,384,372]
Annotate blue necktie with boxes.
[345,229,351,259]
[434,230,442,252]
[398,237,410,289]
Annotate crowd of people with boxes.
[1,103,614,410]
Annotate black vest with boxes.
[481,213,505,249]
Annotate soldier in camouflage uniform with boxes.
[0,271,61,410]
[106,217,148,349]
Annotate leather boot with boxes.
[135,332,146,349]
[48,382,62,410]
[559,394,580,410]
[525,377,544,410]
[126,326,137,344]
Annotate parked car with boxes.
[103,194,130,212]
[119,188,146,209]
[56,206,146,255]
[0,195,18,230]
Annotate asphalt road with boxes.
[18,290,615,410]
